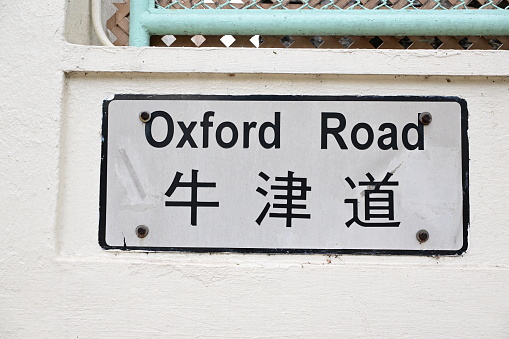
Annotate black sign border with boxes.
[100,95,469,256]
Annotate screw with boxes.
[139,111,151,123]
[135,225,149,238]
[416,229,429,243]
[419,112,432,125]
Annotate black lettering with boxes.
[378,123,398,150]
[351,123,374,150]
[216,122,239,148]
[177,121,198,148]
[243,122,257,148]
[321,112,347,149]
[200,111,214,148]
[259,112,280,149]
[402,114,424,150]
[145,111,174,148]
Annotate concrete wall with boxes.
[1,1,508,337]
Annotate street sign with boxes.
[100,95,469,255]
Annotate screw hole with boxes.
[136,225,149,238]
[416,229,429,243]
[139,111,151,123]
[419,112,432,125]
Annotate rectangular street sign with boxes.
[100,95,469,255]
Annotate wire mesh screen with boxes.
[107,0,509,48]
[149,34,509,49]
[155,0,509,10]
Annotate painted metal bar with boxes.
[129,4,509,46]
[129,0,152,46]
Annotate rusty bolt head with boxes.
[419,112,432,125]
[135,225,149,238]
[139,111,151,123]
[416,229,429,243]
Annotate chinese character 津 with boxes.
[256,171,311,227]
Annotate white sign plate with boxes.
[100,95,468,255]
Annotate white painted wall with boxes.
[1,1,508,337]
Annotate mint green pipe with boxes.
[129,0,152,46]
[129,3,509,46]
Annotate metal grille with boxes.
[155,0,509,10]
[108,0,509,47]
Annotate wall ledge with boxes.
[63,43,509,76]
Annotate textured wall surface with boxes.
[1,1,508,338]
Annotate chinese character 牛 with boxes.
[164,169,219,226]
